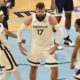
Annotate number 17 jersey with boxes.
[32,13,53,47]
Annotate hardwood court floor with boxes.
[9,0,80,31]
[3,0,80,80]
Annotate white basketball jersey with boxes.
[76,49,80,69]
[0,23,10,48]
[32,13,53,46]
[0,23,18,72]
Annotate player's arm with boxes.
[49,14,63,54]
[17,16,32,56]
[0,22,17,38]
[17,16,32,43]
[70,36,80,69]
[4,29,17,38]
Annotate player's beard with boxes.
[36,14,46,21]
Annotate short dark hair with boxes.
[75,19,80,27]
[36,2,45,9]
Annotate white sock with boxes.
[65,29,70,38]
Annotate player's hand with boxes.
[19,43,27,56]
[49,47,56,55]
[22,39,26,44]
[70,63,75,69]
[49,43,58,55]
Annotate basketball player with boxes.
[17,2,63,80]
[51,0,75,47]
[70,18,80,80]
[0,10,21,80]
[0,0,9,39]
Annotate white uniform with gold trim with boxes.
[0,23,18,72]
[28,13,58,67]
[32,13,53,46]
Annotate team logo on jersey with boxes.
[33,25,48,28]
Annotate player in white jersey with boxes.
[0,10,21,80]
[17,2,63,80]
[70,18,80,80]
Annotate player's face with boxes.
[36,8,45,18]
[75,23,80,32]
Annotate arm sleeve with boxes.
[54,24,63,44]
[17,23,26,42]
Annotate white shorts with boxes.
[0,42,18,72]
[27,44,58,67]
